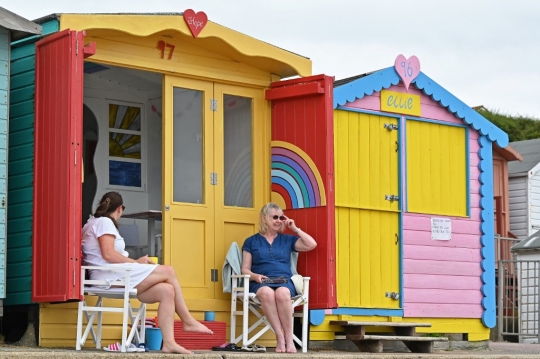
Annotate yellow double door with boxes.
[162,76,266,306]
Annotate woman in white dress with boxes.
[82,191,212,354]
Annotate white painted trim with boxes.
[527,175,531,237]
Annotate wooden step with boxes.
[330,321,432,327]
[363,335,448,342]
[350,335,447,353]
[330,321,431,338]
[330,320,446,353]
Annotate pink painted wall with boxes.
[344,83,483,318]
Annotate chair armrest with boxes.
[80,266,134,293]
[231,274,250,291]
[82,265,133,272]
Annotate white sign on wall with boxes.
[431,218,452,240]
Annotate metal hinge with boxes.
[210,99,218,111]
[385,291,400,300]
[211,269,218,282]
[384,123,398,131]
[210,172,218,185]
[385,194,399,202]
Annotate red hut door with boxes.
[32,30,94,302]
[266,75,337,309]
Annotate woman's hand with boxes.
[251,274,267,283]
[283,216,300,234]
[135,255,155,264]
[283,216,318,252]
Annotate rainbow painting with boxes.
[271,141,326,209]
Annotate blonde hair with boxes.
[259,202,285,234]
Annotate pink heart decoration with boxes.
[394,55,421,91]
[183,9,208,38]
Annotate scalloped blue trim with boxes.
[478,135,496,328]
[333,67,509,148]
[309,309,326,326]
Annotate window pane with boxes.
[173,87,203,204]
[109,160,141,187]
[109,104,141,131]
[109,132,141,159]
[223,94,252,207]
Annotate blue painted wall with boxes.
[6,19,58,305]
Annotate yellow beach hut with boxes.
[9,11,315,347]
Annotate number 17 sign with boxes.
[394,54,421,91]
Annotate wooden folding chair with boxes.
[75,266,146,352]
[229,273,310,353]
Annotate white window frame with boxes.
[106,100,146,192]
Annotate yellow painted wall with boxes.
[406,120,467,216]
[334,110,400,309]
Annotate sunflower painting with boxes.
[108,104,142,187]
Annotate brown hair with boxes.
[94,191,123,228]
[259,202,285,234]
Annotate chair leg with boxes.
[120,298,130,352]
[301,303,309,353]
[96,297,103,349]
[230,296,237,344]
[76,300,84,350]
[242,294,250,345]
[140,303,146,344]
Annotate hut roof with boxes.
[0,6,41,41]
[511,230,540,251]
[508,139,540,177]
[50,12,310,79]
[333,67,509,148]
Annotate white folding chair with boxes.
[75,266,146,352]
[119,224,148,258]
[230,273,310,353]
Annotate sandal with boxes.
[241,344,254,352]
[137,343,149,352]
[212,342,241,351]
[253,344,266,352]
[103,342,138,352]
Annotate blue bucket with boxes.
[145,327,163,350]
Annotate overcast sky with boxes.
[6,0,540,119]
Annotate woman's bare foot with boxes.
[183,318,213,334]
[162,342,193,354]
[275,338,286,353]
[285,339,297,353]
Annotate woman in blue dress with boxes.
[241,203,317,353]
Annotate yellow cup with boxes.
[149,256,159,264]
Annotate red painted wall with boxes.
[266,75,337,309]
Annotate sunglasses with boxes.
[272,215,286,221]
[121,205,126,211]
